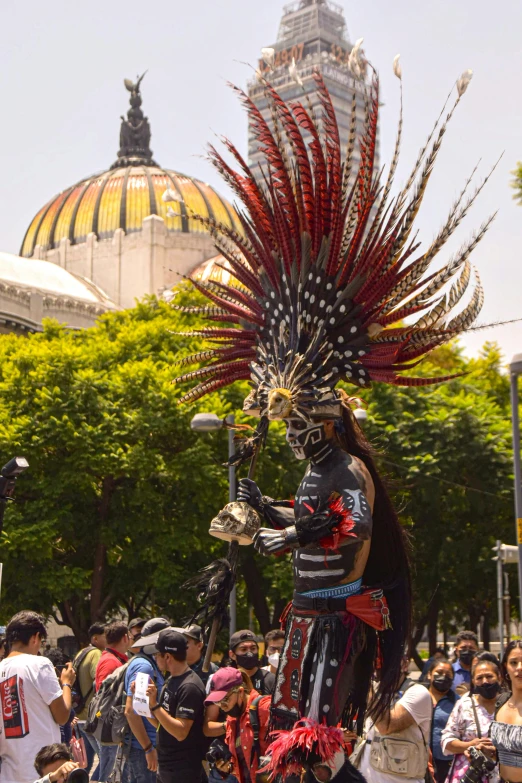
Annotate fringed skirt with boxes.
[270,591,384,732]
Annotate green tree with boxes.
[362,343,514,660]
[0,298,297,641]
[0,293,514,653]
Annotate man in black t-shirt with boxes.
[146,628,206,783]
[228,630,275,696]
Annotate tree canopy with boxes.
[0,296,515,653]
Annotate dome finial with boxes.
[111,71,158,169]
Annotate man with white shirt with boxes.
[0,610,76,783]
[359,656,432,783]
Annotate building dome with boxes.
[20,166,241,258]
[20,73,240,259]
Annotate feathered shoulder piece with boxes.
[174,46,496,422]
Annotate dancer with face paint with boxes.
[174,43,494,782]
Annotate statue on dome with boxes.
[112,71,156,168]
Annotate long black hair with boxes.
[334,403,412,723]
[501,640,522,684]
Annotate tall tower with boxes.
[247,0,377,185]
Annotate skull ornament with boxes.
[209,501,261,545]
[267,388,293,420]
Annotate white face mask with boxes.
[268,652,280,668]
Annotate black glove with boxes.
[294,511,338,546]
[237,478,263,511]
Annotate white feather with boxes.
[289,57,304,87]
[457,69,473,97]
[166,206,177,218]
[348,38,365,80]
[162,186,182,203]
[393,54,402,80]
[261,47,275,68]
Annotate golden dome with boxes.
[21,75,240,258]
[20,167,240,258]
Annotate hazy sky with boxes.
[1,0,521,362]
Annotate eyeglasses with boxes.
[217,690,237,708]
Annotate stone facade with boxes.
[31,215,217,310]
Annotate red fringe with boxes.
[264,719,345,778]
[319,496,356,553]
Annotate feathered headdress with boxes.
[174,49,495,422]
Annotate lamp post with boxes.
[190,412,237,635]
[353,408,368,425]
[510,354,522,623]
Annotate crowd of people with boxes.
[2,613,522,783]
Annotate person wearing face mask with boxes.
[452,631,479,695]
[205,668,271,783]
[228,631,275,696]
[426,658,459,783]
[441,660,501,783]
[261,630,285,677]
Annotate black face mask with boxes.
[228,703,243,718]
[458,650,475,666]
[235,652,259,670]
[474,682,501,700]
[432,675,453,693]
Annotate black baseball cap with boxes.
[128,618,145,631]
[182,624,203,643]
[229,629,257,651]
[157,629,188,656]
[140,618,170,636]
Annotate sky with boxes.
[0,0,521,363]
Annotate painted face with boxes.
[284,418,327,460]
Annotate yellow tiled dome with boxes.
[20,167,240,258]
[21,74,240,258]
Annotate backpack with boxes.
[84,657,133,745]
[248,695,270,763]
[72,645,96,713]
[85,653,159,745]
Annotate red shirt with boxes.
[95,648,128,691]
[225,689,271,783]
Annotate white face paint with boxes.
[284,418,326,460]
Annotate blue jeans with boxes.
[78,722,100,780]
[99,744,118,782]
[123,745,156,783]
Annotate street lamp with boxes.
[510,354,522,622]
[190,412,237,635]
[353,408,368,424]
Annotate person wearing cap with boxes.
[145,629,207,783]
[128,618,146,644]
[123,618,170,783]
[205,667,271,783]
[182,624,219,688]
[228,630,275,697]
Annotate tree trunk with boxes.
[90,475,114,622]
[241,551,271,635]
[482,608,491,650]
[271,598,288,629]
[428,594,439,655]
[409,615,427,671]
